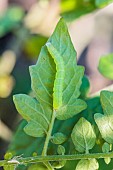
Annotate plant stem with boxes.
[1,152,113,167]
[41,110,56,169]
[42,110,56,156]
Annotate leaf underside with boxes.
[13,18,86,138]
[71,117,96,153]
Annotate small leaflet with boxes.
[76,159,99,170]
[51,132,67,145]
[71,117,96,153]
[102,142,111,164]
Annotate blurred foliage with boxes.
[23,35,48,59]
[0,6,24,37]
[98,54,113,80]
[61,0,96,21]
[61,0,113,21]
[0,50,15,98]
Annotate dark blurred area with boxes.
[0,0,113,168]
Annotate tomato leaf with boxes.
[71,117,96,153]
[76,159,99,170]
[13,18,86,138]
[94,91,113,144]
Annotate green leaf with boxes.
[71,117,96,153]
[29,18,86,120]
[96,0,113,7]
[94,113,113,144]
[100,91,113,116]
[28,163,48,170]
[76,159,99,170]
[3,165,15,170]
[13,94,49,137]
[4,153,13,160]
[61,0,96,21]
[60,0,113,22]
[7,120,45,170]
[51,160,66,169]
[0,6,24,37]
[51,133,67,145]
[13,18,86,139]
[102,142,110,153]
[98,54,113,80]
[57,145,65,155]
[23,35,47,59]
[94,91,113,144]
[102,142,111,164]
[56,99,87,120]
[80,76,90,99]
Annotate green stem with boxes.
[41,110,56,169]
[1,152,113,167]
[42,110,56,156]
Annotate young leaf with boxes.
[28,163,48,170]
[102,142,110,153]
[71,117,96,153]
[51,160,66,169]
[102,142,111,164]
[3,165,15,170]
[76,159,99,170]
[98,54,113,80]
[57,145,65,155]
[51,133,67,145]
[4,153,13,160]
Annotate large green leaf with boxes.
[98,54,113,80]
[71,117,96,153]
[94,91,113,144]
[30,18,86,120]
[13,18,86,138]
